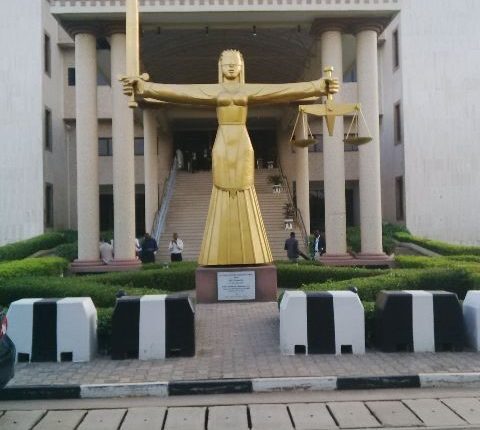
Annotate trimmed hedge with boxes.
[97,307,114,354]
[277,264,386,289]
[396,255,480,274]
[346,223,406,255]
[394,232,480,256]
[302,268,474,301]
[0,232,70,261]
[53,242,78,262]
[89,263,196,291]
[0,257,69,279]
[0,276,163,308]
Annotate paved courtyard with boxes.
[9,303,480,386]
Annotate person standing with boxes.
[140,233,158,264]
[169,232,184,262]
[313,230,326,260]
[284,232,299,262]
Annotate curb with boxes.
[2,372,480,400]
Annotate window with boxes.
[44,108,52,151]
[44,33,51,76]
[393,28,400,69]
[394,102,402,145]
[395,176,405,221]
[68,67,76,86]
[98,138,112,156]
[307,135,323,153]
[45,183,54,228]
[134,137,144,155]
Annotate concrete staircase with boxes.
[156,169,300,262]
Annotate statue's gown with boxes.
[141,80,322,265]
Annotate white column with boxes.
[295,113,310,236]
[320,30,348,256]
[110,32,138,263]
[143,109,159,232]
[356,28,384,255]
[74,32,100,263]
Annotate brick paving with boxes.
[9,303,480,386]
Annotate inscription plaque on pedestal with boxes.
[217,271,255,301]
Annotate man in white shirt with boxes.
[169,232,184,262]
[99,237,114,264]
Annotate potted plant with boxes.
[283,202,295,230]
[267,174,283,193]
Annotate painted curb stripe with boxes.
[376,292,413,352]
[80,382,169,398]
[0,385,80,400]
[307,292,335,354]
[165,294,195,358]
[32,299,58,362]
[252,377,337,392]
[337,375,420,390]
[111,296,141,360]
[5,373,480,399]
[432,292,464,351]
[168,379,252,396]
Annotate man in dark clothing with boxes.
[284,232,299,262]
[140,233,158,264]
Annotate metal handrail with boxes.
[151,156,177,244]
[276,160,310,252]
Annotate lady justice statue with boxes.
[122,50,338,266]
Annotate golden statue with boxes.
[122,50,338,266]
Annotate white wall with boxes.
[379,15,405,224]
[401,0,480,245]
[0,1,44,245]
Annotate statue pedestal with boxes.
[195,265,277,304]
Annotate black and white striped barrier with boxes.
[111,294,195,360]
[6,298,97,362]
[463,291,480,351]
[280,291,365,355]
[375,290,464,352]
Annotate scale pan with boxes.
[291,138,316,148]
[343,136,372,145]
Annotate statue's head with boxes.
[218,50,245,83]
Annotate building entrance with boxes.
[173,128,277,171]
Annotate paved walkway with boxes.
[9,303,480,386]
[3,395,480,429]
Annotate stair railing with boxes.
[151,156,177,244]
[277,160,310,253]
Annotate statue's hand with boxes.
[325,77,340,95]
[119,75,148,96]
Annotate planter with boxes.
[272,184,282,194]
[284,218,294,230]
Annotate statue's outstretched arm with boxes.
[121,77,219,106]
[246,79,338,105]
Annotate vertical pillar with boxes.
[143,109,159,232]
[71,30,102,269]
[295,113,310,236]
[356,25,387,257]
[319,28,349,258]
[109,31,141,267]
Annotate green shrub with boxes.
[88,265,196,291]
[394,232,480,256]
[302,268,474,301]
[0,276,163,308]
[97,307,113,354]
[346,223,407,255]
[0,257,68,279]
[396,255,480,274]
[363,301,375,348]
[53,242,78,262]
[277,264,384,289]
[0,232,69,261]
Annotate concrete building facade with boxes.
[0,0,479,253]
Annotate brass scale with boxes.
[290,67,372,147]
